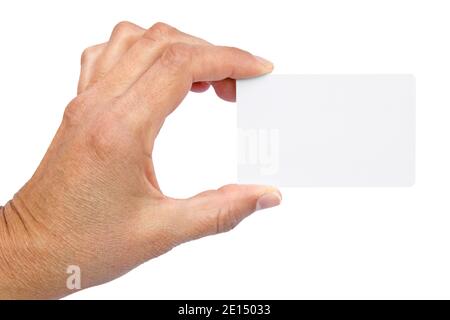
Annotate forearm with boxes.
[0,195,72,299]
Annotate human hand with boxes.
[0,22,281,299]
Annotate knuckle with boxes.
[111,21,136,40]
[144,22,173,41]
[80,46,95,65]
[81,43,104,65]
[218,184,238,193]
[215,206,240,234]
[161,43,192,69]
[62,97,86,127]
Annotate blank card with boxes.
[237,75,415,187]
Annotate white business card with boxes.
[237,75,415,187]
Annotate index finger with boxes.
[122,43,273,129]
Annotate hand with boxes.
[0,21,281,299]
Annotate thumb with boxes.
[174,184,282,241]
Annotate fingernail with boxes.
[255,56,274,70]
[256,191,282,211]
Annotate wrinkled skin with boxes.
[0,22,281,299]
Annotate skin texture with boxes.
[0,22,282,299]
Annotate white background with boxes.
[0,0,449,299]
